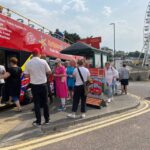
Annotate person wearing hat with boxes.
[54,58,68,111]
[24,48,51,127]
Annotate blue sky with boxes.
[0,0,149,52]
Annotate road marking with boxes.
[23,103,150,150]
[1,100,149,150]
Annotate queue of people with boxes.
[0,48,129,127]
[23,49,91,126]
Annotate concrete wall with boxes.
[129,71,150,81]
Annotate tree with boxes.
[64,31,81,44]
[115,51,125,57]
[128,51,144,58]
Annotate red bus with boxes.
[0,5,74,104]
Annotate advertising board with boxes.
[0,14,74,60]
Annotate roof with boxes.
[61,42,107,57]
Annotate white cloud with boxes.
[62,0,88,13]
[0,0,147,51]
[102,6,112,17]
[19,0,47,14]
[127,0,132,3]
[62,4,70,12]
[72,0,88,12]
[46,0,63,3]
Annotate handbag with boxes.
[77,68,88,96]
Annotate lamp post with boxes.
[110,23,116,67]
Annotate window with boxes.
[95,53,101,68]
[103,54,107,66]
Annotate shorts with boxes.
[68,86,74,91]
[121,79,129,86]
[0,84,4,97]
[12,96,19,102]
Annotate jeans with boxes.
[31,83,49,124]
[112,80,117,94]
[72,85,87,113]
[108,84,113,98]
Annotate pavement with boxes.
[0,93,140,147]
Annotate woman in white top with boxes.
[104,62,118,103]
[67,59,90,119]
[0,65,6,105]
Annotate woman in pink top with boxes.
[54,58,68,111]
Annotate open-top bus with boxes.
[0,5,75,104]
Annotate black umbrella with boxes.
[61,42,100,57]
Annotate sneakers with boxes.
[0,103,5,107]
[32,121,41,127]
[67,113,86,119]
[58,106,66,111]
[81,113,86,118]
[67,113,76,119]
[107,98,111,103]
[43,121,50,125]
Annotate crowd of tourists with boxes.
[0,48,129,127]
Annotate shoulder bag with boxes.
[77,68,88,96]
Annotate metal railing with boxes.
[0,4,74,44]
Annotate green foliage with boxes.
[115,51,125,57]
[114,50,144,58]
[128,51,144,58]
[64,31,81,44]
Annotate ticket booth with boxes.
[61,42,108,68]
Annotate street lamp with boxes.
[110,23,116,67]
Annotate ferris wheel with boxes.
[142,1,150,66]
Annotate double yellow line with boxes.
[2,99,150,150]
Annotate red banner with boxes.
[79,37,101,49]
[0,14,74,60]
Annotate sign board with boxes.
[89,68,105,77]
[87,68,105,98]
[0,14,74,60]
